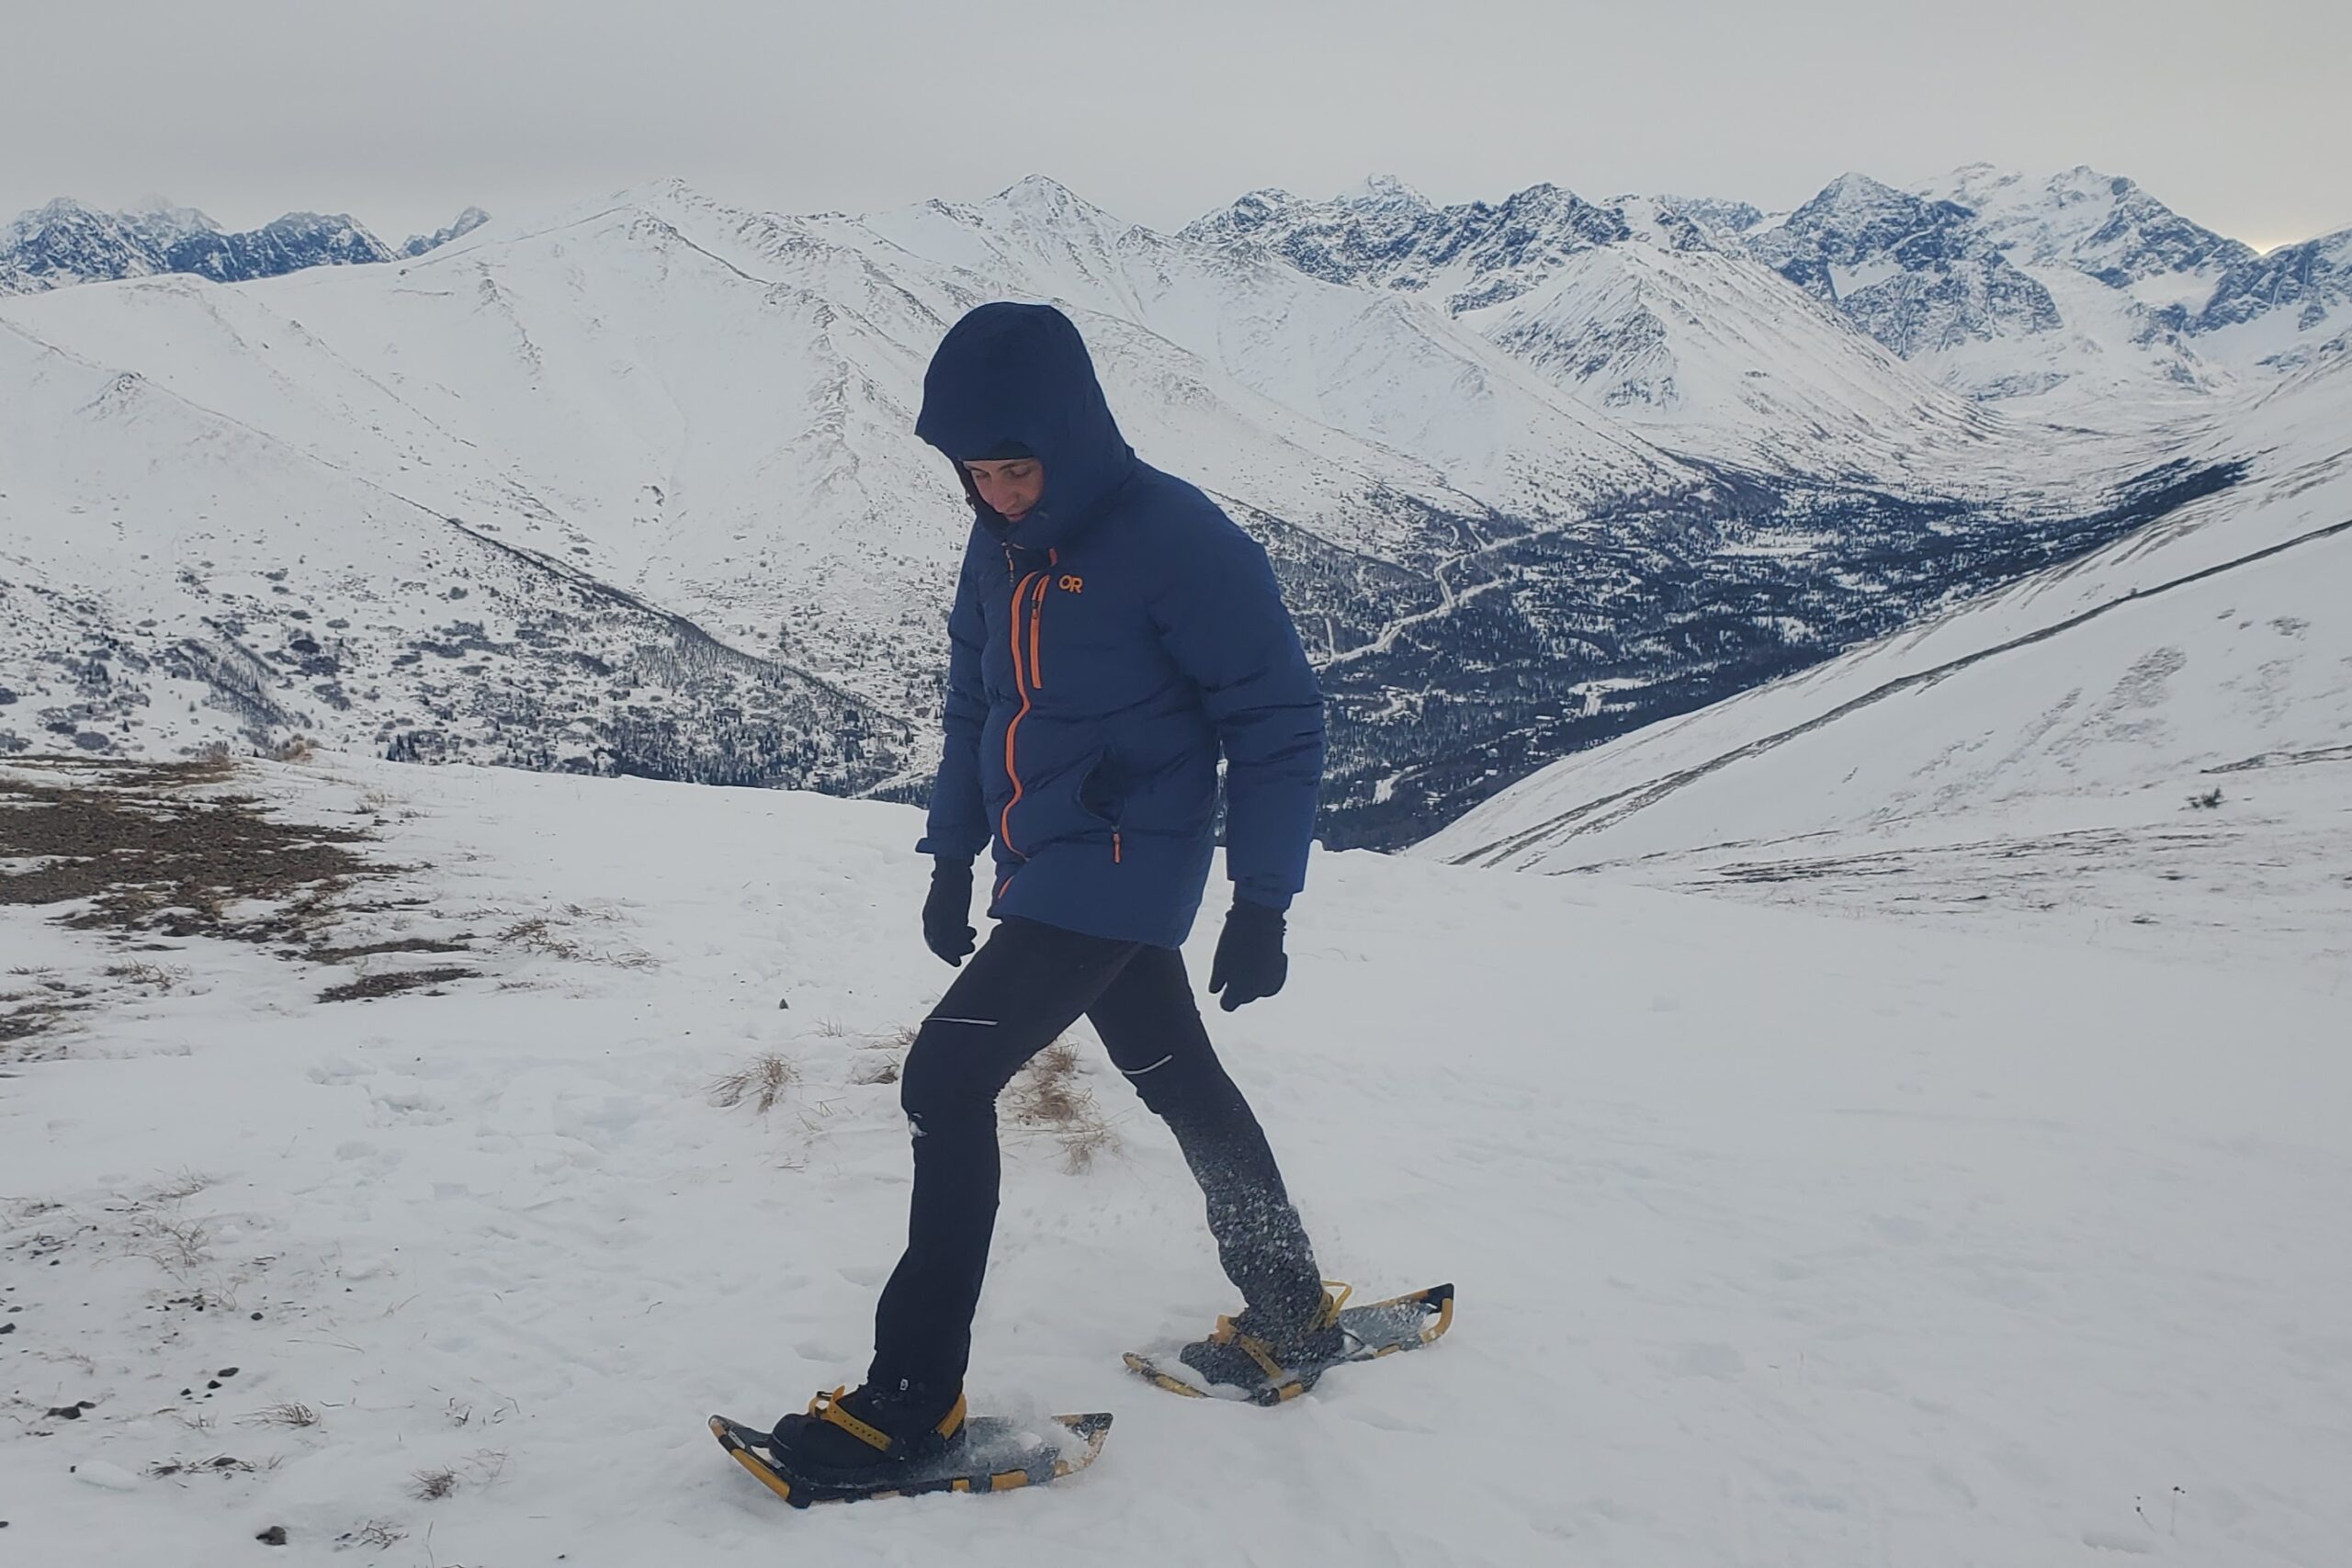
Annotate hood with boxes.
[915,302,1137,551]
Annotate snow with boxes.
[1420,333,2352,987]
[2,753,2346,1564]
[4,162,2347,1564]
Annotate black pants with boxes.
[869,917,1324,1391]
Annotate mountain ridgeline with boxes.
[0,167,2338,848]
[0,200,488,293]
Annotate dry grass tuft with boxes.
[306,936,471,962]
[341,1519,407,1550]
[318,966,475,1004]
[498,916,587,961]
[1008,1041,1088,1124]
[1006,1041,1121,1174]
[149,1453,261,1478]
[709,1051,797,1115]
[356,787,408,818]
[138,1213,213,1273]
[246,1402,321,1428]
[1056,1120,1118,1173]
[411,1466,459,1501]
[148,1169,214,1202]
[852,1024,918,1085]
[103,961,188,990]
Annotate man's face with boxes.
[963,457,1045,523]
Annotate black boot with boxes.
[1179,1283,1349,1395]
[768,1379,967,1482]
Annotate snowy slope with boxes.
[1420,339,2352,977]
[0,317,906,785]
[1468,207,2025,484]
[2,755,2346,1565]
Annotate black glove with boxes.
[922,858,978,966]
[1207,899,1288,1011]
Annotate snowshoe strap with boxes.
[1207,1281,1356,1380]
[808,1387,893,1453]
[1208,1315,1290,1380]
[1317,1280,1353,1327]
[807,1386,968,1455]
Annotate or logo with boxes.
[1057,575,1084,593]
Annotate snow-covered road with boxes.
[4,756,2346,1565]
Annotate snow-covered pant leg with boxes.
[1087,945,1328,1329]
[869,918,1136,1391]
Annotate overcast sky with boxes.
[6,0,2345,253]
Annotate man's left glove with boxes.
[1208,899,1289,1011]
[922,857,978,966]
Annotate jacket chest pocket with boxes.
[1022,573,1149,710]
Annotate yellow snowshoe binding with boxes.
[768,1381,967,1482]
[1178,1282,1351,1400]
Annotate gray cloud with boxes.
[6,0,2345,250]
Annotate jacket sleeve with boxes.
[916,544,991,861]
[1148,522,1326,909]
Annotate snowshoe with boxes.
[711,1397,1114,1509]
[1125,1281,1455,1405]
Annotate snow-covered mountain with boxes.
[1181,176,2030,483]
[2188,223,2352,371]
[0,197,488,294]
[401,205,492,259]
[1419,332,2352,974]
[1200,167,2346,423]
[1744,174,2073,385]
[4,169,2324,847]
[1743,166,2346,407]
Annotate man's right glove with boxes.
[922,857,978,966]
[1208,899,1289,1011]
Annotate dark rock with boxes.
[257,1525,288,1545]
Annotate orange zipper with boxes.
[1000,568,1041,855]
[1000,549,1062,858]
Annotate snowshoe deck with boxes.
[709,1410,1113,1508]
[1124,1281,1454,1405]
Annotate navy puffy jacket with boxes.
[912,303,1325,949]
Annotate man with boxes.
[769,302,1338,1479]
